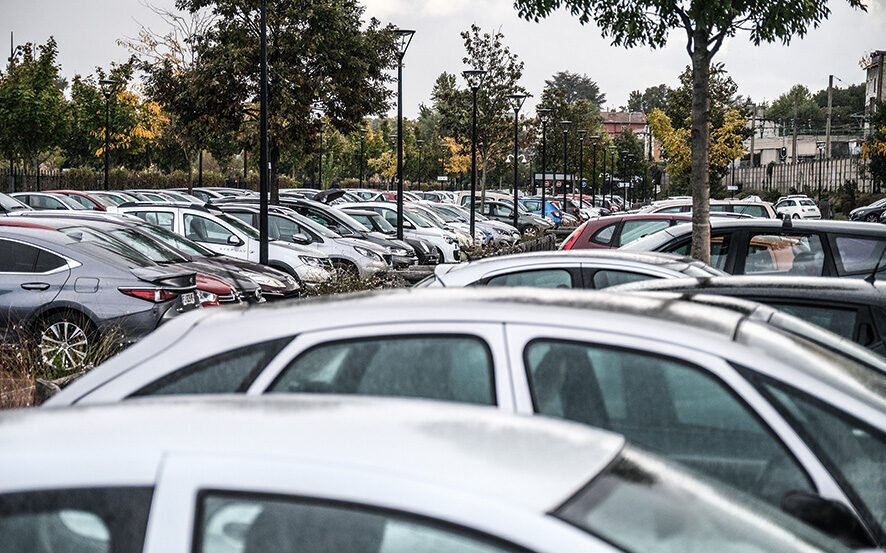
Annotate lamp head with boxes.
[462,69,487,90]
[507,93,529,113]
[537,108,552,124]
[394,29,415,58]
[99,78,118,98]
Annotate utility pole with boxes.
[8,32,13,193]
[826,75,833,159]
[258,0,269,265]
[749,105,756,169]
[792,92,799,185]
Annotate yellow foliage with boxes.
[862,127,886,159]
[442,137,470,176]
[94,90,170,157]
[648,108,748,175]
[369,150,396,180]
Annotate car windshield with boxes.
[91,193,125,206]
[427,206,461,223]
[620,224,684,252]
[52,195,90,210]
[0,193,29,212]
[217,212,260,240]
[557,446,851,553]
[328,206,372,232]
[107,228,189,264]
[411,207,447,228]
[286,210,340,238]
[61,227,155,267]
[136,222,218,257]
[404,209,435,228]
[352,211,396,234]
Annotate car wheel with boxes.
[331,259,359,279]
[38,311,95,373]
[522,225,540,237]
[792,214,800,220]
[866,213,879,222]
[435,247,446,263]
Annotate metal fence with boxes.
[716,156,873,194]
[1,168,104,194]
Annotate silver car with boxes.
[4,396,853,553]
[417,251,726,289]
[47,288,885,548]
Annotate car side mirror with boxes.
[291,233,311,245]
[227,235,244,247]
[781,491,875,548]
[402,219,415,229]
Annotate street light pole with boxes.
[560,120,572,214]
[359,129,368,188]
[463,69,487,241]
[537,108,552,219]
[508,93,529,230]
[416,139,425,190]
[258,0,269,265]
[99,79,117,191]
[817,141,826,203]
[394,29,415,241]
[590,136,599,206]
[609,147,617,207]
[577,130,586,213]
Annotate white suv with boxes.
[775,196,821,220]
[119,204,332,287]
[353,202,461,262]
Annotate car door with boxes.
[0,238,72,341]
[479,265,582,289]
[182,213,248,258]
[503,323,848,513]
[247,322,514,411]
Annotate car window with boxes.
[755,377,886,538]
[33,195,67,210]
[523,200,541,211]
[711,204,728,212]
[524,339,814,507]
[495,205,514,217]
[656,206,683,213]
[0,240,64,273]
[268,336,494,405]
[132,211,175,231]
[800,200,817,207]
[666,235,731,271]
[197,493,522,553]
[591,270,657,289]
[228,212,257,228]
[184,214,236,245]
[619,219,671,246]
[734,205,768,218]
[64,195,95,209]
[269,215,305,241]
[130,338,292,397]
[744,234,824,276]
[486,269,574,289]
[830,235,886,275]
[0,487,152,553]
[765,303,858,340]
[590,223,617,246]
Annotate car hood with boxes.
[270,240,329,258]
[338,237,388,255]
[129,266,196,289]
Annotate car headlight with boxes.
[354,246,383,261]
[299,256,326,268]
[196,289,219,307]
[389,247,410,256]
[444,235,456,244]
[249,274,285,288]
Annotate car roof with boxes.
[657,218,886,235]
[0,223,79,245]
[21,395,623,509]
[611,275,886,301]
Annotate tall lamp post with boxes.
[359,129,368,188]
[609,147,617,206]
[394,28,415,240]
[577,130,587,211]
[508,93,529,230]
[388,135,397,191]
[416,139,425,190]
[560,120,572,212]
[816,141,826,203]
[537,108,552,219]
[99,78,118,191]
[619,150,629,207]
[257,0,269,264]
[463,69,487,240]
[589,136,600,205]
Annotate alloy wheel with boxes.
[40,321,89,372]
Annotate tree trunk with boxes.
[689,31,711,264]
[270,138,280,205]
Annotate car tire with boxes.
[523,225,540,237]
[792,214,800,220]
[866,213,879,223]
[37,311,96,373]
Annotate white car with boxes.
[2,396,848,553]
[46,288,885,549]
[353,202,461,262]
[118,203,332,286]
[776,196,822,220]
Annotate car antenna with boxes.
[865,246,886,284]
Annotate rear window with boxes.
[800,199,817,207]
[734,205,768,218]
[268,335,495,405]
[830,235,886,275]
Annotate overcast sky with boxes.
[5,0,886,118]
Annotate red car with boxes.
[48,190,110,211]
[561,213,692,250]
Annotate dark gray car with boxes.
[0,222,198,371]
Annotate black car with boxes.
[211,196,419,268]
[0,221,197,371]
[850,198,886,222]
[612,275,886,354]
[622,218,886,279]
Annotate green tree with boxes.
[544,71,606,107]
[813,83,866,134]
[765,85,825,131]
[0,38,69,177]
[626,84,669,113]
[862,101,886,192]
[175,0,397,200]
[432,25,526,197]
[613,129,649,200]
[514,0,865,263]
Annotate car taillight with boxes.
[553,211,561,217]
[561,222,587,250]
[119,288,179,303]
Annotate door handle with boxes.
[21,282,50,291]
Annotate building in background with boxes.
[862,50,885,132]
[601,110,659,161]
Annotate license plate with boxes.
[180,292,196,307]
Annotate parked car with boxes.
[168,187,227,203]
[561,213,696,250]
[611,275,886,354]
[776,195,822,220]
[350,202,461,262]
[47,190,111,211]
[11,192,91,211]
[7,396,854,553]
[117,203,332,287]
[0,220,198,370]
[474,199,550,236]
[213,196,420,268]
[342,208,435,265]
[520,198,564,225]
[417,251,726,289]
[622,218,886,278]
[850,197,886,222]
[18,212,264,306]
[46,288,885,548]
[424,202,521,247]
[218,204,390,278]
[645,199,777,218]
[0,192,31,215]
